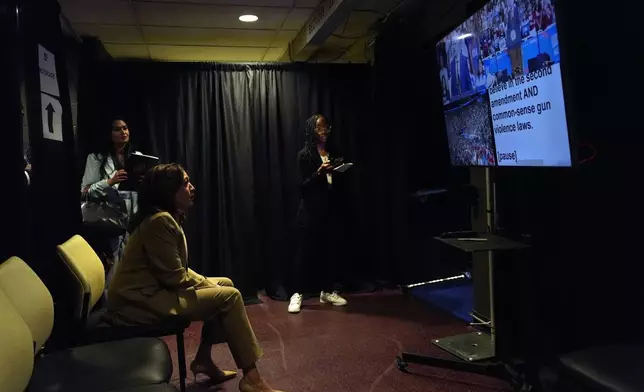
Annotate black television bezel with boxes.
[433,0,578,169]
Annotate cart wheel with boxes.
[396,356,409,372]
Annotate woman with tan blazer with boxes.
[105,163,282,392]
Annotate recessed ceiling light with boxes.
[239,14,258,22]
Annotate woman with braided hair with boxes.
[286,114,348,314]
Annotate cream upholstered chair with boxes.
[56,235,106,322]
[0,287,35,392]
[0,256,174,392]
[0,256,54,352]
[0,295,177,392]
[57,235,192,392]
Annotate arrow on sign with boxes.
[45,102,55,133]
[40,93,63,142]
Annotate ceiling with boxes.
[58,0,402,63]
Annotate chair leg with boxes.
[177,331,187,392]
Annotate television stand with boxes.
[397,352,500,376]
[396,233,531,389]
[395,354,531,390]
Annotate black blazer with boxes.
[296,146,334,228]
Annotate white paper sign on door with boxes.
[38,44,63,142]
[41,93,63,142]
[38,44,60,98]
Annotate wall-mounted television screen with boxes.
[436,0,572,167]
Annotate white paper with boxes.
[132,151,160,160]
[38,44,60,98]
[41,93,63,142]
[333,163,353,173]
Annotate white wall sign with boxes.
[38,44,60,98]
[38,44,63,142]
[41,93,63,142]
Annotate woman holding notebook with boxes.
[286,114,350,314]
[81,117,141,290]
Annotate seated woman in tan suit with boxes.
[105,163,282,392]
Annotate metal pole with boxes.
[403,273,470,289]
[485,167,496,343]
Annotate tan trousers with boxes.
[191,277,263,369]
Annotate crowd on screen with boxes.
[437,0,557,105]
[477,0,556,56]
[445,98,496,166]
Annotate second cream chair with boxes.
[57,235,193,392]
[0,256,174,392]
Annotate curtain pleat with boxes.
[78,61,374,297]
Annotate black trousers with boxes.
[287,202,343,296]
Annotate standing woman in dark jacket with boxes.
[287,114,348,313]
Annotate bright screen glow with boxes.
[436,0,572,167]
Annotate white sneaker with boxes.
[320,291,347,306]
[288,293,303,313]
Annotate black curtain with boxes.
[371,16,476,286]
[1,1,29,262]
[10,0,82,348]
[78,61,376,298]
